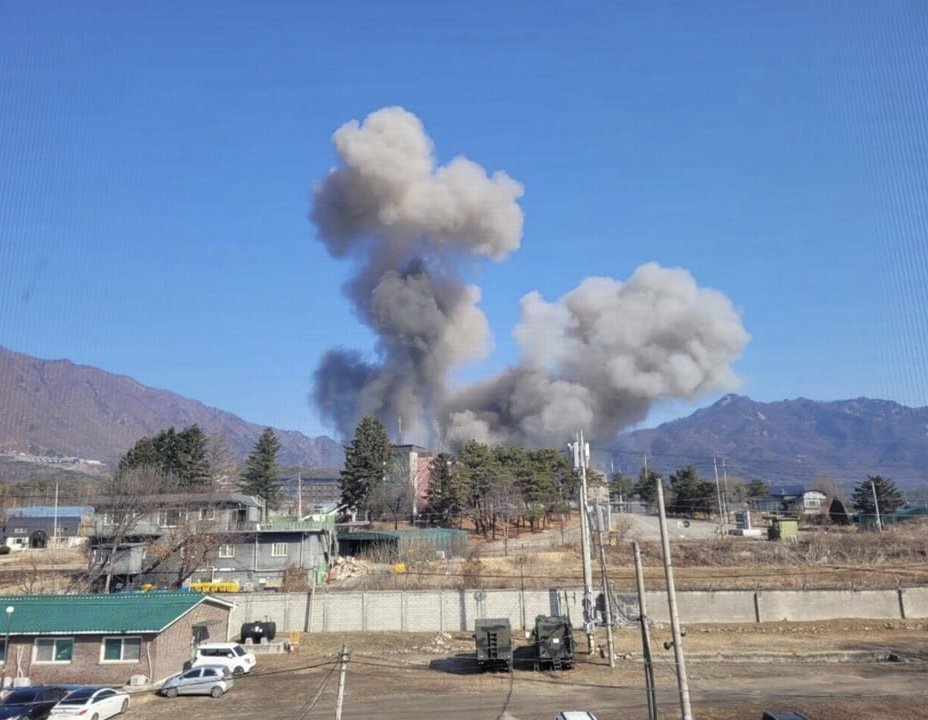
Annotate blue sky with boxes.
[1,2,926,441]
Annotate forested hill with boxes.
[0,346,343,469]
[614,394,928,490]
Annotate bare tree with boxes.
[90,465,178,593]
[206,432,239,488]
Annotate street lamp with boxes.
[2,606,13,690]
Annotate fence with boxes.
[225,585,928,637]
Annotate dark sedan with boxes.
[0,687,73,720]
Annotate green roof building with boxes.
[0,592,232,688]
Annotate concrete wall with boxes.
[225,585,928,637]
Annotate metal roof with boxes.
[0,592,232,636]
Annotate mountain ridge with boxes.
[616,393,928,489]
[1,346,926,490]
[0,345,343,469]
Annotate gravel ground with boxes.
[120,622,928,720]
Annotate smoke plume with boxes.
[311,107,750,447]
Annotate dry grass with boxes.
[340,520,928,592]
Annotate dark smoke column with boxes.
[309,106,525,443]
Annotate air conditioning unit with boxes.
[129,675,148,687]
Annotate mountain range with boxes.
[0,346,926,491]
[0,346,343,471]
[615,394,928,490]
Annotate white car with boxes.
[49,687,129,720]
[191,641,256,676]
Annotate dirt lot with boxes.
[121,622,928,720]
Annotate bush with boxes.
[0,545,11,555]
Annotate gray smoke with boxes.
[311,107,750,446]
[311,107,524,442]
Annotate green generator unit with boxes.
[533,614,575,670]
[474,617,513,672]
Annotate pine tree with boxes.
[668,465,715,516]
[828,497,852,525]
[340,416,393,518]
[118,424,212,489]
[633,468,663,505]
[240,428,283,520]
[851,475,904,516]
[426,453,468,527]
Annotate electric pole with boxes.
[569,430,596,655]
[633,540,657,720]
[335,644,350,720]
[656,475,693,720]
[870,478,883,532]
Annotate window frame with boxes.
[218,544,235,559]
[100,636,142,663]
[33,637,74,664]
[270,542,288,558]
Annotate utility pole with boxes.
[594,504,615,667]
[721,458,730,525]
[569,430,596,655]
[713,457,724,535]
[335,644,350,720]
[870,478,883,532]
[633,541,657,720]
[656,475,693,720]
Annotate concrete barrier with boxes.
[225,585,926,637]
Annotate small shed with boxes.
[337,528,468,562]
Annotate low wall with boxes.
[224,585,928,638]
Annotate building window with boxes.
[0,638,6,663]
[12,528,26,535]
[158,509,181,527]
[218,544,235,559]
[34,638,73,663]
[199,508,216,521]
[271,543,288,557]
[101,637,141,662]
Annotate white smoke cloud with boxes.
[444,263,750,446]
[310,107,750,447]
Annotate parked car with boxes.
[191,641,256,676]
[48,687,128,720]
[161,665,234,698]
[554,713,599,720]
[0,686,72,720]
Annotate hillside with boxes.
[616,394,928,490]
[0,346,343,469]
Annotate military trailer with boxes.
[474,617,513,672]
[533,614,575,670]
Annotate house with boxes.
[198,515,338,590]
[90,493,338,591]
[0,593,232,687]
[2,516,84,550]
[750,485,828,516]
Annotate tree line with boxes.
[340,416,910,531]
